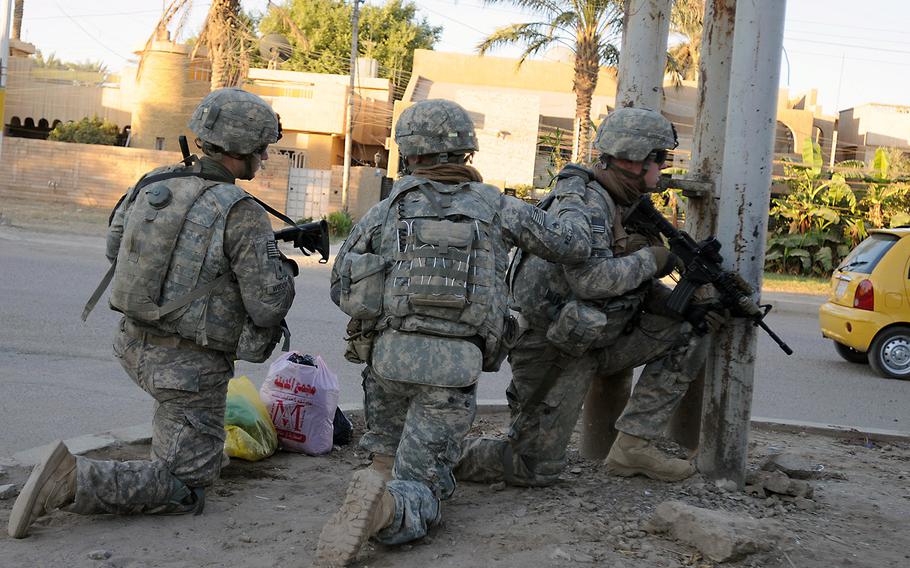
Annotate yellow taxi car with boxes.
[819,227,910,379]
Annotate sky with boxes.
[10,0,910,116]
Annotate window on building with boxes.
[155,137,165,150]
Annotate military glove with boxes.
[692,283,720,304]
[703,308,731,333]
[647,246,682,278]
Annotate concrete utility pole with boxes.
[666,0,737,451]
[579,0,672,459]
[697,0,787,485]
[614,0,671,110]
[0,0,12,161]
[341,0,362,212]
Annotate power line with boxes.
[51,1,131,61]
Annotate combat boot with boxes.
[8,440,77,538]
[605,432,695,482]
[369,454,394,483]
[315,468,396,566]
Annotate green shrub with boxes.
[48,117,119,145]
[325,210,353,237]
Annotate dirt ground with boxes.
[0,200,111,237]
[1,411,908,568]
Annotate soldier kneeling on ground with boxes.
[8,88,297,538]
[314,98,594,566]
[455,107,729,488]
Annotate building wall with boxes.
[838,104,910,163]
[0,137,289,211]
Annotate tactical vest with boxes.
[510,173,643,350]
[109,175,249,352]
[378,176,508,343]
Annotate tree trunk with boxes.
[207,0,247,90]
[572,35,600,164]
[12,0,24,40]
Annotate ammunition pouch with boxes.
[344,318,377,364]
[372,329,482,387]
[545,301,607,356]
[339,252,388,320]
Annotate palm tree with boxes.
[666,0,704,85]
[194,0,251,89]
[12,0,24,40]
[478,1,624,162]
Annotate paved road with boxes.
[1,227,908,457]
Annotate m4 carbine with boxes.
[275,220,331,264]
[624,195,793,355]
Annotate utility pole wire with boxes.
[341,0,361,212]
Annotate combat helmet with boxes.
[395,99,478,159]
[593,107,677,162]
[188,88,281,156]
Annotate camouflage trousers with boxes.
[456,312,708,487]
[70,322,233,515]
[360,366,476,545]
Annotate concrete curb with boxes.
[5,403,908,468]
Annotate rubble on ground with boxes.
[0,413,906,568]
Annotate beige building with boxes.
[2,38,392,220]
[390,50,838,188]
[837,103,910,163]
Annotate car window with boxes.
[837,233,899,274]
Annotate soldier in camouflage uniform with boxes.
[455,107,727,488]
[315,99,592,566]
[8,88,297,538]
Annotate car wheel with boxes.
[868,326,910,380]
[833,341,867,364]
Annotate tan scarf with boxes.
[592,164,643,207]
[411,163,484,184]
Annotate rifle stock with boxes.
[274,220,330,264]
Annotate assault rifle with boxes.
[624,195,793,355]
[275,220,331,264]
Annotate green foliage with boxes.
[800,137,823,177]
[538,127,572,188]
[32,49,109,74]
[511,184,535,201]
[325,210,354,238]
[258,0,440,87]
[48,117,119,146]
[766,139,910,277]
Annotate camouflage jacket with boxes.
[107,157,295,358]
[330,175,592,341]
[510,165,659,331]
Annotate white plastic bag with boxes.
[260,352,339,455]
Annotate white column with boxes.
[696,0,787,485]
[614,0,671,110]
[0,0,13,160]
[666,0,738,451]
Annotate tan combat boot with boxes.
[314,468,396,566]
[605,432,696,482]
[8,440,77,538]
[369,454,394,483]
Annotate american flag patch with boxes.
[591,217,606,233]
[531,208,545,225]
[266,240,281,258]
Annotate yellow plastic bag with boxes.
[224,376,278,461]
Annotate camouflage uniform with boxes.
[73,90,295,514]
[327,99,593,547]
[457,109,709,486]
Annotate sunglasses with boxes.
[649,149,671,164]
